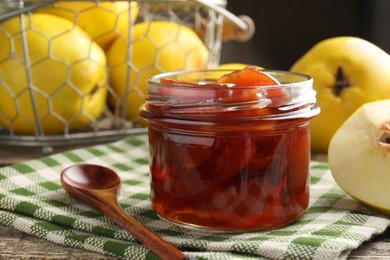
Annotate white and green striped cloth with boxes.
[0,134,388,259]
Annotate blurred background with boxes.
[220,0,390,70]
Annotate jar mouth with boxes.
[148,69,312,88]
[145,69,316,112]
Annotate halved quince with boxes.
[328,99,390,215]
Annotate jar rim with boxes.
[146,69,315,107]
[141,69,319,122]
[148,69,312,90]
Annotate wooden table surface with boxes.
[0,149,389,259]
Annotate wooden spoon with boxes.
[61,164,189,260]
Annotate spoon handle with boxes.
[100,199,188,260]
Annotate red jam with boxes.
[140,68,319,231]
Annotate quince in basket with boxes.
[37,1,139,50]
[106,20,209,124]
[0,13,107,135]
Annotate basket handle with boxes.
[194,0,255,42]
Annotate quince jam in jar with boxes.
[140,68,320,232]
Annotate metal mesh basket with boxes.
[0,0,254,152]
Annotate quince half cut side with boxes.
[328,99,390,215]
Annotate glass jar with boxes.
[140,69,320,232]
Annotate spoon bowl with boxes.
[62,164,120,191]
[61,164,188,260]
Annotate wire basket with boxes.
[0,0,254,152]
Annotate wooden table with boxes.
[0,150,389,259]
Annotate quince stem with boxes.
[333,67,349,96]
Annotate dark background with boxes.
[220,0,390,70]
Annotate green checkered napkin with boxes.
[0,134,388,260]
